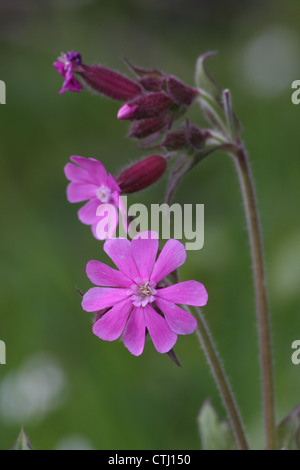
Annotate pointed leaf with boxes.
[222,89,242,139]
[195,52,222,100]
[195,52,230,134]
[276,404,300,450]
[198,400,236,450]
[11,427,33,450]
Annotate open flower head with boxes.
[64,156,122,239]
[82,233,208,356]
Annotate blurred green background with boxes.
[0,0,300,450]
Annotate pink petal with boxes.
[86,260,132,287]
[70,156,103,184]
[112,190,121,208]
[53,60,64,76]
[77,199,100,225]
[156,280,208,306]
[70,155,96,171]
[150,239,186,283]
[144,304,177,353]
[108,174,121,193]
[104,238,139,280]
[92,299,133,341]
[82,287,129,312]
[131,236,159,279]
[118,103,138,120]
[122,306,146,356]
[64,162,90,183]
[60,74,83,94]
[91,220,102,239]
[155,297,197,334]
[67,182,98,203]
[71,156,107,181]
[87,158,108,182]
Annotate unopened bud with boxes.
[138,76,164,92]
[117,155,167,193]
[123,58,164,80]
[166,76,199,106]
[117,93,172,120]
[128,115,168,139]
[161,129,187,151]
[185,121,207,149]
[77,64,142,101]
[161,122,206,151]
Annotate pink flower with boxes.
[54,51,83,94]
[64,156,122,239]
[82,234,208,356]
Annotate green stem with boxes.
[232,142,276,450]
[190,306,249,450]
[167,154,249,449]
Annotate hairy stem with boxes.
[189,306,249,450]
[232,141,276,450]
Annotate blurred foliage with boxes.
[0,0,300,450]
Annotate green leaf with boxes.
[222,89,242,140]
[198,399,237,450]
[195,52,222,100]
[195,53,241,138]
[11,427,33,450]
[276,404,300,450]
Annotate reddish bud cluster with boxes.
[54,52,199,143]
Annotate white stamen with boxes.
[96,185,112,203]
[128,278,157,308]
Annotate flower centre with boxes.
[96,185,112,203]
[128,278,157,308]
[139,281,152,296]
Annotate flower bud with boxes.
[123,58,164,80]
[161,129,187,151]
[117,93,172,120]
[166,76,199,106]
[117,155,167,193]
[128,115,168,139]
[185,120,208,149]
[77,64,142,101]
[138,76,164,92]
[123,58,167,93]
[161,122,207,151]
